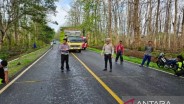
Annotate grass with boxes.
[87,47,175,74]
[60,31,65,43]
[8,46,50,78]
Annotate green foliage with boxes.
[79,0,100,33]
[54,31,61,40]
[0,52,9,60]
[38,25,55,44]
[0,0,57,53]
[152,52,159,57]
[138,46,145,51]
[60,31,65,43]
[60,26,82,32]
[180,52,184,58]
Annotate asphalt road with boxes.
[0,44,184,104]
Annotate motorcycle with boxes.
[156,53,177,69]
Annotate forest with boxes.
[65,0,184,55]
[0,0,57,59]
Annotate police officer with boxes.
[175,55,184,76]
[101,38,114,72]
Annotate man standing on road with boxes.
[0,59,9,84]
[60,38,70,72]
[101,38,114,72]
[140,41,154,67]
[115,40,124,64]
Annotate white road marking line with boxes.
[0,49,50,94]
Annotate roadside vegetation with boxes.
[8,46,50,79]
[0,0,59,82]
[88,47,175,74]
[0,0,57,60]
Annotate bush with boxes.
[124,50,144,59]
[0,52,9,60]
[179,52,184,58]
[138,46,145,51]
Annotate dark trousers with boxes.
[115,51,123,62]
[141,55,151,67]
[104,54,112,70]
[0,68,5,83]
[61,54,69,70]
[175,70,184,76]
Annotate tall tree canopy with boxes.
[66,0,184,52]
[0,0,57,51]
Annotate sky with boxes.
[47,0,73,32]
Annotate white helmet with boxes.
[159,52,164,56]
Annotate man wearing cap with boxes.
[60,38,70,72]
[101,38,114,72]
[0,59,9,84]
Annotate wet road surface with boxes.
[0,45,184,104]
[75,51,184,96]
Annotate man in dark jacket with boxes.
[0,59,9,84]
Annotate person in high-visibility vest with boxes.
[0,59,9,84]
[175,55,184,76]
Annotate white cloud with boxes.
[47,0,71,32]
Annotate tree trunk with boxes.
[133,0,140,49]
[164,0,172,50]
[0,29,7,50]
[113,0,119,42]
[173,0,178,52]
[148,0,153,39]
[182,8,184,48]
[155,0,160,35]
[108,0,112,39]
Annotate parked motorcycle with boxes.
[156,53,177,69]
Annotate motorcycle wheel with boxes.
[157,60,165,68]
[156,61,161,68]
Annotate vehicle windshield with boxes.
[68,36,83,43]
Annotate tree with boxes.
[108,0,112,39]
[65,0,184,53]
[0,0,57,51]
[133,0,140,48]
